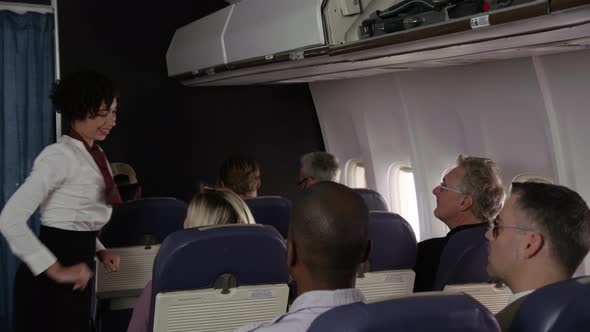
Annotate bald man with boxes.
[235,181,370,332]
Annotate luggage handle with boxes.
[376,0,453,19]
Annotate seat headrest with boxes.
[368,212,417,271]
[152,224,288,294]
[308,293,500,331]
[511,276,590,332]
[353,188,389,211]
[245,196,291,238]
[433,225,490,290]
[99,197,187,247]
[148,224,289,332]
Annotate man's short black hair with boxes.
[289,181,370,283]
[511,182,590,275]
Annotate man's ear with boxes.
[523,232,544,259]
[287,238,297,268]
[460,194,474,212]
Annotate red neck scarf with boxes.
[67,129,122,206]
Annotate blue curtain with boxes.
[0,11,55,332]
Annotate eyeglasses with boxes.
[487,219,537,239]
[438,183,464,195]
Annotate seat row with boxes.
[97,214,590,331]
[93,190,496,331]
[309,276,590,332]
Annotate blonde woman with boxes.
[127,188,255,332]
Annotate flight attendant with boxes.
[0,71,122,332]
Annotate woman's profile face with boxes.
[73,98,117,145]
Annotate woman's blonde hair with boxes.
[185,187,255,228]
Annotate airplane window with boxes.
[512,174,554,184]
[345,159,367,189]
[389,164,421,241]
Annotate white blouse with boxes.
[0,135,113,275]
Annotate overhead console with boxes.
[166,0,590,85]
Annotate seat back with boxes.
[356,212,417,302]
[245,196,291,238]
[434,225,490,290]
[96,198,187,297]
[308,293,500,332]
[353,188,389,211]
[444,283,512,314]
[511,276,590,332]
[99,197,188,247]
[149,224,290,332]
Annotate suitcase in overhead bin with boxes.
[359,0,450,39]
[359,0,487,39]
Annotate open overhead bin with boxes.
[166,0,590,86]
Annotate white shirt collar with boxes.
[509,289,535,304]
[288,288,366,313]
[234,288,366,332]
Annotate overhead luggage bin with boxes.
[224,0,325,64]
[166,0,325,77]
[167,0,590,86]
[166,5,234,77]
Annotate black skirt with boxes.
[13,225,98,332]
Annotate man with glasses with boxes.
[298,152,340,190]
[414,155,505,292]
[487,182,590,331]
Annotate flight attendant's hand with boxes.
[46,261,94,290]
[97,249,120,272]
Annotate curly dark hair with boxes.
[50,71,119,123]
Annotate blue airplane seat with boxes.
[245,196,291,238]
[96,197,187,332]
[99,197,187,247]
[353,188,389,211]
[433,225,490,290]
[511,276,590,332]
[355,212,417,302]
[368,211,417,271]
[148,224,289,332]
[308,293,500,332]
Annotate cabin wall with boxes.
[56,0,325,201]
[310,49,590,273]
[535,50,590,274]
